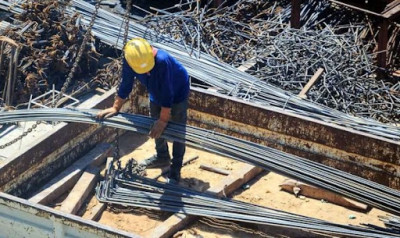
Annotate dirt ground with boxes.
[75,132,390,237]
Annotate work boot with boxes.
[167,168,181,185]
[140,155,170,169]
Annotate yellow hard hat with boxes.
[124,38,155,74]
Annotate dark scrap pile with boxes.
[139,0,400,123]
[0,1,100,107]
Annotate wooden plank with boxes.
[82,202,106,221]
[298,68,324,99]
[149,164,263,238]
[208,165,263,197]
[382,0,400,18]
[82,156,115,221]
[60,166,100,215]
[280,179,368,211]
[236,57,257,72]
[382,4,400,18]
[199,164,230,176]
[327,0,382,17]
[28,143,112,205]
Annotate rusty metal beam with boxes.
[130,84,400,189]
[291,0,301,29]
[378,18,389,68]
[0,192,137,237]
[0,90,119,197]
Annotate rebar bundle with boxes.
[1,0,399,141]
[1,108,399,216]
[364,215,400,235]
[95,163,399,238]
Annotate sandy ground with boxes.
[53,131,391,237]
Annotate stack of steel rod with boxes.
[1,0,399,141]
[363,215,400,235]
[1,108,400,216]
[96,164,398,237]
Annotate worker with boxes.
[97,37,190,184]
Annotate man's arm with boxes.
[97,58,135,119]
[149,107,171,138]
[96,96,126,119]
[149,59,174,139]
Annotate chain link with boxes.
[113,0,132,159]
[0,0,102,150]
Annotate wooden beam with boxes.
[82,156,114,221]
[236,57,257,72]
[60,166,100,215]
[200,164,230,176]
[82,202,106,221]
[149,164,263,238]
[378,18,389,68]
[327,0,382,17]
[208,165,263,196]
[28,143,112,205]
[382,0,400,18]
[291,0,301,29]
[298,68,324,99]
[279,179,368,211]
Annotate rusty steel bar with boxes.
[1,108,400,216]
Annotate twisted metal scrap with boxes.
[139,0,400,123]
[2,0,399,141]
[0,0,100,106]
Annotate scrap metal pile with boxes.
[0,0,100,107]
[55,0,400,141]
[1,108,400,216]
[1,0,399,141]
[138,0,400,123]
[96,158,399,237]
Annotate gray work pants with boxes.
[150,99,188,173]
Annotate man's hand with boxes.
[96,107,118,119]
[96,96,126,119]
[149,119,168,139]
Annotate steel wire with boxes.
[1,0,399,141]
[0,108,399,215]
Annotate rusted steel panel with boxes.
[187,88,400,166]
[0,192,137,237]
[378,18,389,68]
[5,126,117,197]
[131,84,400,189]
[0,90,117,196]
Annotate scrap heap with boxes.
[0,1,100,107]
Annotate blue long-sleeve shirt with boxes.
[118,49,190,107]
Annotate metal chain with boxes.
[0,0,102,150]
[113,0,132,159]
